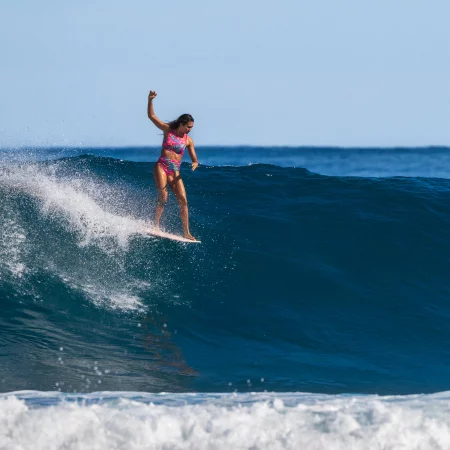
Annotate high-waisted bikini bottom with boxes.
[157,156,181,176]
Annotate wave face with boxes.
[1,149,450,399]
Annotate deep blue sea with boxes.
[2,146,450,449]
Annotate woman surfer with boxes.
[147,90,199,241]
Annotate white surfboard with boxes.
[141,228,201,243]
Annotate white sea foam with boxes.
[1,391,450,449]
[0,163,148,248]
[0,214,27,279]
[0,163,157,311]
[10,164,145,247]
[59,274,148,312]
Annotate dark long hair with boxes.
[168,114,194,130]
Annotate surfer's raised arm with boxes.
[147,91,170,133]
[187,137,199,171]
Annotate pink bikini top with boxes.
[162,129,188,156]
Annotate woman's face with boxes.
[179,121,194,134]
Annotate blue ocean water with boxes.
[2,146,450,448]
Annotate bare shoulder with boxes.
[187,136,195,146]
[150,115,170,133]
[159,121,171,133]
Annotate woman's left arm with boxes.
[187,137,199,171]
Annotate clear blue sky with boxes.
[1,0,449,147]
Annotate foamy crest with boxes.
[1,163,150,250]
[0,163,154,311]
[1,391,450,449]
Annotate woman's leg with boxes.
[169,175,196,240]
[153,163,168,228]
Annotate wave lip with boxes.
[4,146,450,178]
[2,391,450,449]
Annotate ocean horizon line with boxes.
[1,144,450,151]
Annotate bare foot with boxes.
[184,233,196,241]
